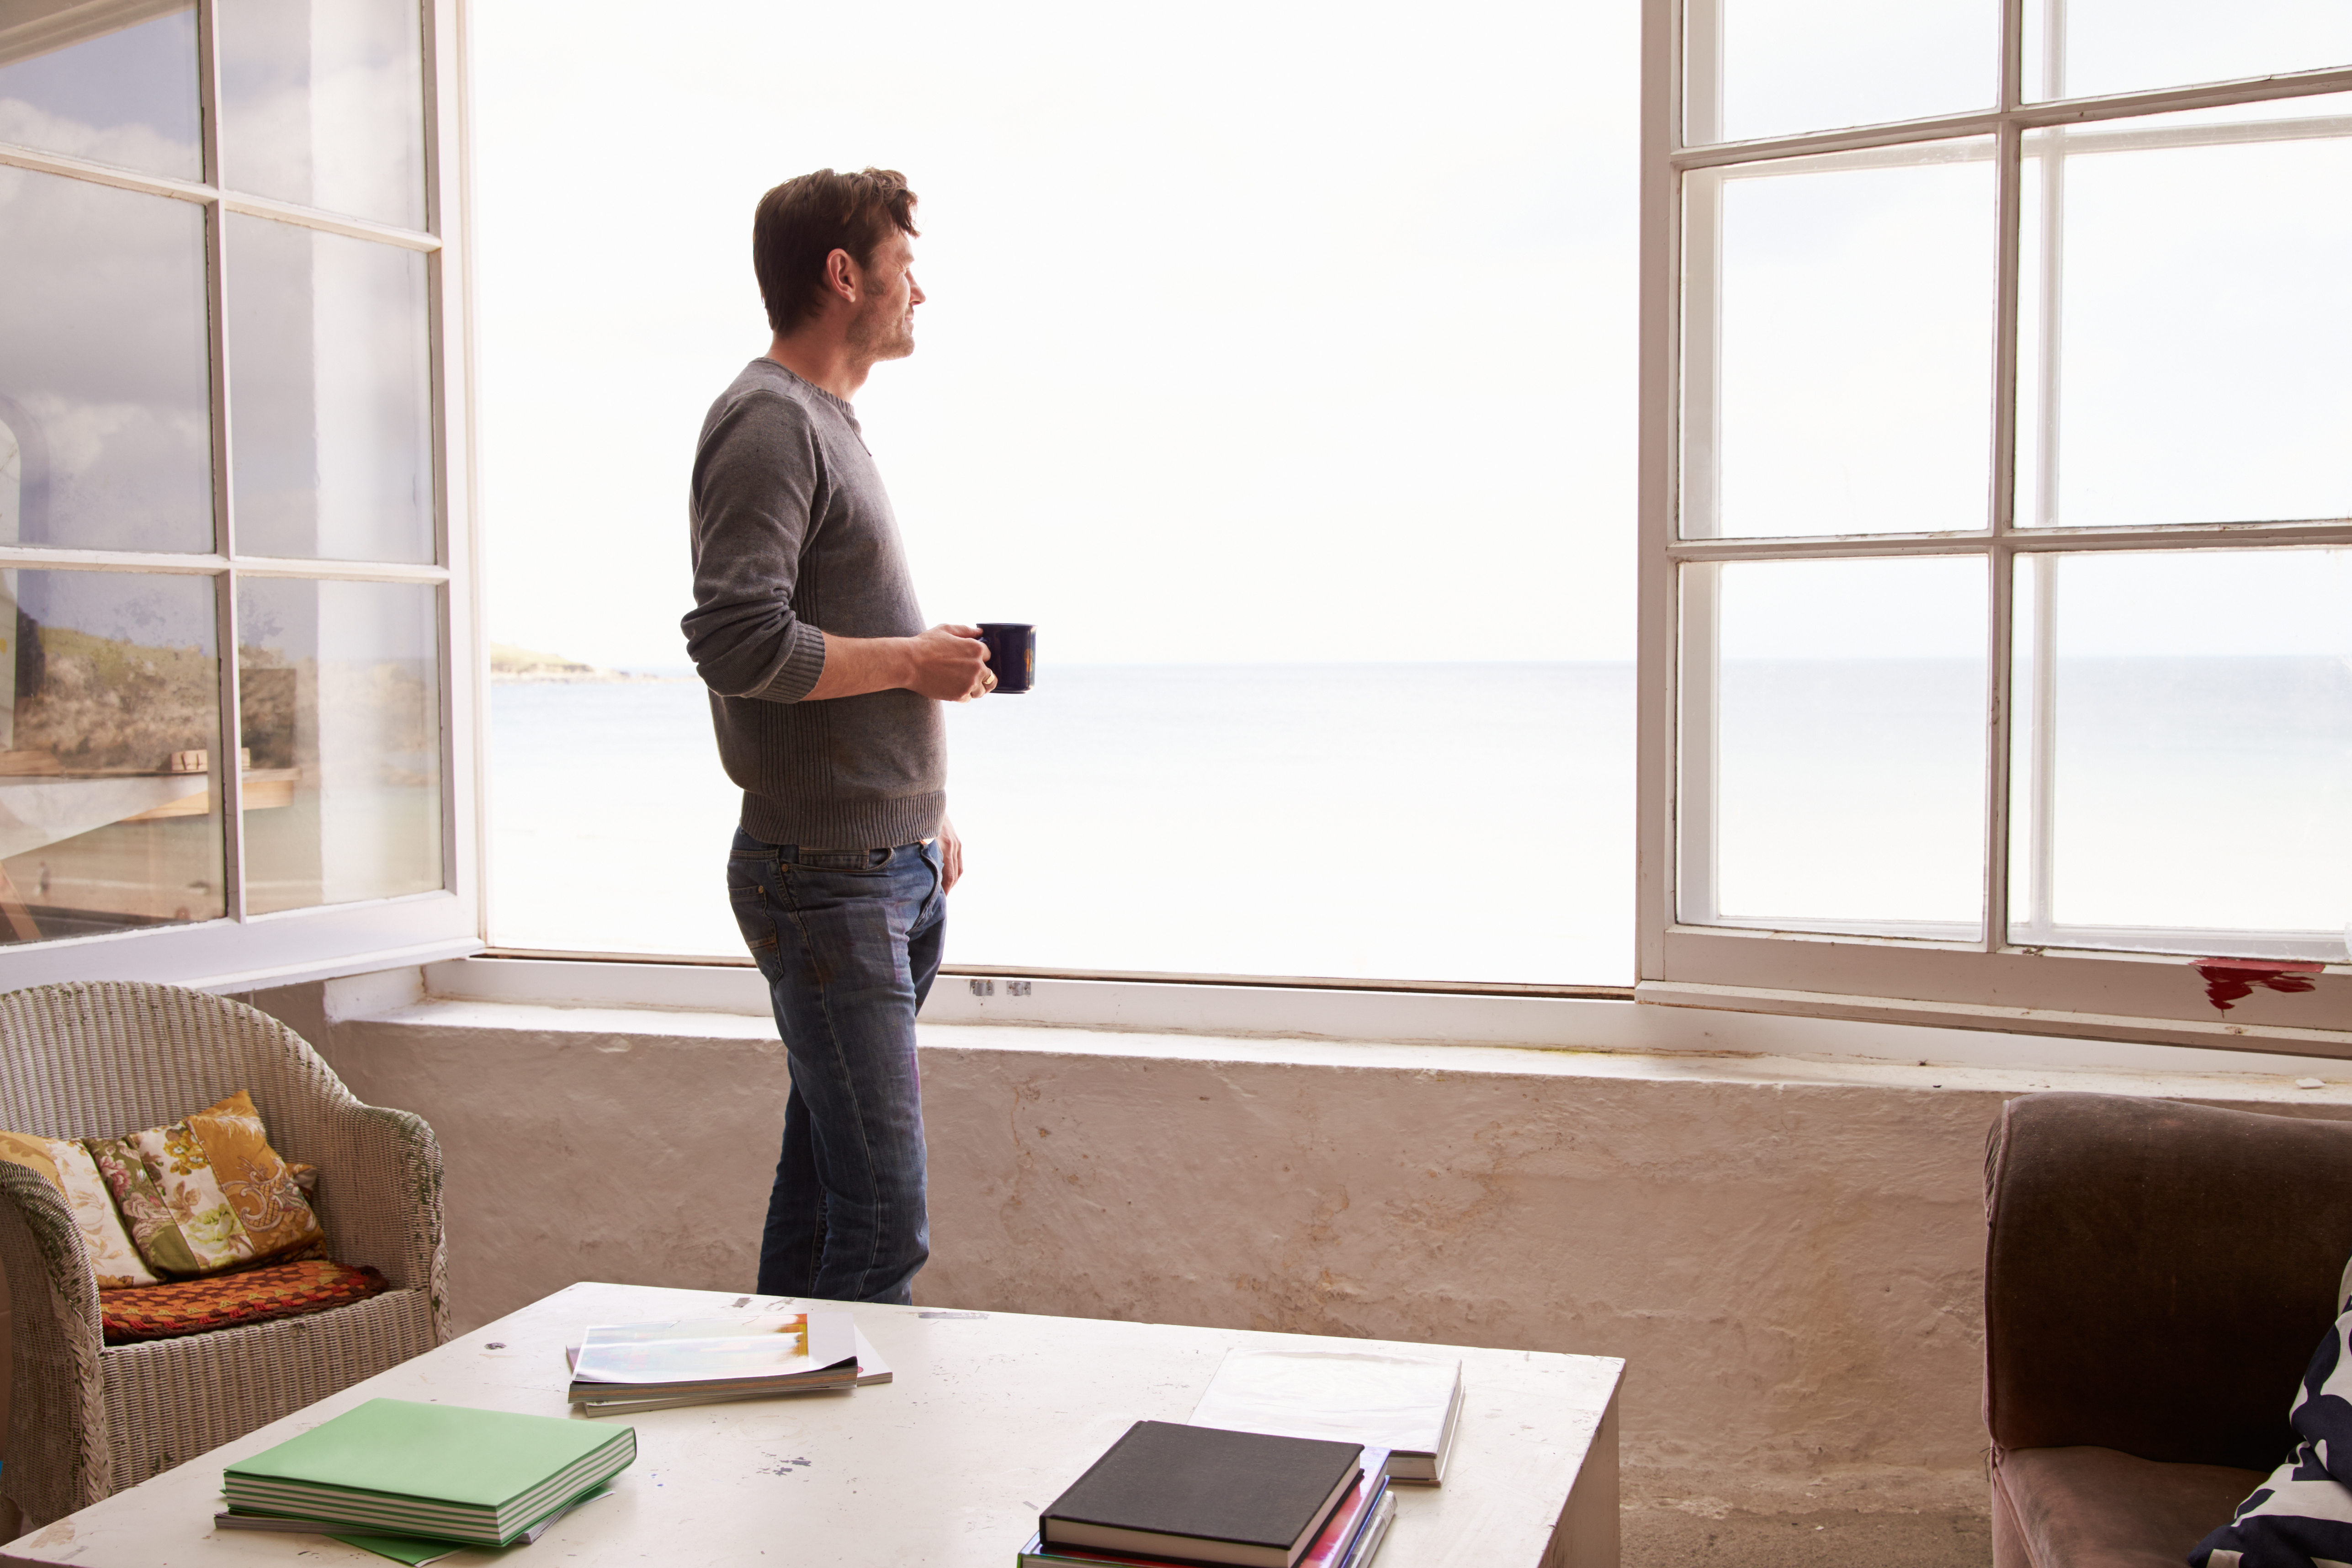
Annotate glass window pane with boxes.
[227,215,433,563]
[1689,0,1996,144]
[2008,549,2352,962]
[0,4,200,180]
[239,577,441,913]
[2024,0,2352,103]
[1681,556,1987,937]
[1683,141,1994,540]
[0,170,213,553]
[2015,101,2352,530]
[476,0,1640,985]
[218,0,425,229]
[0,569,223,944]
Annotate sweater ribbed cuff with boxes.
[749,624,827,704]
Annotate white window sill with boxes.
[372,955,2352,1086]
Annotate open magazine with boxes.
[568,1312,862,1409]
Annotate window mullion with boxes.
[1671,62,2352,170]
[196,0,246,923]
[1983,113,2025,951]
[1982,0,2026,955]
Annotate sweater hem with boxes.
[738,790,945,851]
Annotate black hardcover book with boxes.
[1041,1421,1365,1568]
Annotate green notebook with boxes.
[223,1398,636,1547]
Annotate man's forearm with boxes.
[800,624,994,703]
[804,633,916,701]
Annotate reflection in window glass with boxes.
[219,0,425,228]
[2010,550,2352,961]
[1683,143,1993,539]
[239,578,441,913]
[227,215,433,563]
[2016,101,2352,530]
[1682,556,1986,936]
[2024,0,2352,103]
[0,169,212,553]
[0,5,200,180]
[1691,0,1993,144]
[0,570,222,944]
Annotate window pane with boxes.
[218,0,425,229]
[1680,556,1987,937]
[1689,0,1995,144]
[2015,101,2352,530]
[0,170,213,554]
[239,577,441,913]
[2009,549,2352,962]
[0,5,200,180]
[1683,141,1994,539]
[2024,0,2352,103]
[478,0,1640,985]
[0,570,223,944]
[227,215,433,563]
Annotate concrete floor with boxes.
[1625,1506,1993,1567]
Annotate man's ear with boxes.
[823,247,862,304]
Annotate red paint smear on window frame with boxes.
[2191,957,2325,1012]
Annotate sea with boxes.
[484,657,2352,983]
[485,664,1639,985]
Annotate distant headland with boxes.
[488,643,680,684]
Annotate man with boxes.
[683,167,991,1306]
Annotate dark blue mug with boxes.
[977,623,1035,694]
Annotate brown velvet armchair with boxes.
[1985,1091,2352,1568]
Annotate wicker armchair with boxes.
[0,981,447,1527]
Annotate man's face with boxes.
[847,230,923,362]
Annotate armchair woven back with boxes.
[0,981,438,1292]
[1,979,343,1145]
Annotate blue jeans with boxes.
[727,829,945,1305]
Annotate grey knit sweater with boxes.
[682,358,945,849]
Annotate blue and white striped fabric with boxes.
[2193,1288,2352,1568]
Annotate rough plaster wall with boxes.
[292,1002,2002,1510]
[305,1008,792,1333]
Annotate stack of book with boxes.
[1021,1421,1394,1568]
[1186,1349,1464,1485]
[216,1398,634,1558]
[565,1309,872,1412]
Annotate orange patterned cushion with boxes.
[100,1258,388,1344]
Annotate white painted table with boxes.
[2,1282,1622,1568]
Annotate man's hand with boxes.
[937,815,964,893]
[806,624,996,702]
[904,624,995,703]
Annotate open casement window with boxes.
[0,0,482,990]
[1638,0,2352,1052]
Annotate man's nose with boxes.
[908,275,926,304]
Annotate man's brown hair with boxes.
[753,168,921,338]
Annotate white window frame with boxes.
[1635,0,2352,1054]
[0,0,484,993]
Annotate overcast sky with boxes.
[468,0,1643,672]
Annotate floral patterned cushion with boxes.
[0,1132,160,1289]
[82,1090,326,1279]
[99,1257,387,1344]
